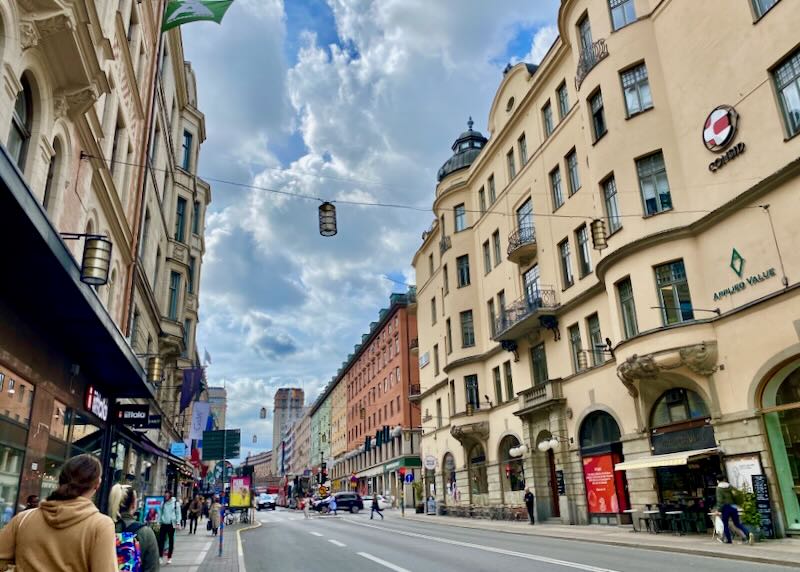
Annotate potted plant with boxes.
[739,487,762,541]
[412,481,424,513]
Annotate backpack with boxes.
[116,522,144,572]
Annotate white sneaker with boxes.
[167,558,173,564]
[159,558,164,565]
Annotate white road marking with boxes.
[357,552,411,572]
[309,531,324,537]
[328,539,347,547]
[346,520,620,572]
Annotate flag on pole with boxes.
[162,0,234,32]
[189,401,211,440]
[203,348,212,366]
[180,367,203,412]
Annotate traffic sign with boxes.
[405,473,414,483]
[202,429,241,460]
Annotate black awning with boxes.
[0,146,153,400]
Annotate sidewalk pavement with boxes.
[403,513,800,568]
[167,518,261,572]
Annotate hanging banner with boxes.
[189,402,211,440]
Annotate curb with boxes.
[401,515,800,568]
[236,519,262,572]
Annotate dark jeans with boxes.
[158,523,176,557]
[370,507,383,520]
[189,515,199,534]
[526,503,535,524]
[721,504,748,543]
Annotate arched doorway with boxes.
[579,411,629,524]
[498,435,525,504]
[761,362,800,532]
[442,452,457,505]
[467,443,488,505]
[649,388,720,508]
[534,430,560,519]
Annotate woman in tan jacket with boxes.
[0,454,117,571]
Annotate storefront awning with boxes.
[615,447,719,471]
[0,146,153,400]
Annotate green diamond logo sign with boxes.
[730,248,745,278]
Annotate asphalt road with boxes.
[242,508,797,572]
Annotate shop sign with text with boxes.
[85,386,108,421]
[713,248,777,301]
[703,105,746,172]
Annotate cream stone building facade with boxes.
[414,0,800,535]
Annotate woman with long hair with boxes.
[0,454,117,570]
[109,484,160,571]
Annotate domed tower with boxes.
[437,117,488,182]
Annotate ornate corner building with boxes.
[413,0,800,535]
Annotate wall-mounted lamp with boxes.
[61,233,113,286]
[537,438,561,452]
[146,356,164,384]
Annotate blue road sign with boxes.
[405,473,414,483]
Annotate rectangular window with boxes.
[446,319,452,354]
[488,175,496,203]
[507,148,517,180]
[183,318,192,356]
[433,344,440,376]
[576,224,592,277]
[603,176,622,233]
[430,296,437,325]
[542,101,554,137]
[492,230,502,267]
[590,90,607,141]
[557,82,570,118]
[181,130,193,170]
[609,0,636,30]
[174,197,187,242]
[559,239,574,288]
[550,167,564,210]
[518,134,528,166]
[569,324,583,373]
[168,271,181,320]
[566,150,580,195]
[493,367,502,404]
[460,310,475,347]
[578,15,593,54]
[621,63,652,116]
[655,260,694,324]
[456,255,470,287]
[465,375,480,410]
[774,48,800,137]
[753,0,779,18]
[503,361,514,402]
[130,308,140,350]
[139,210,150,259]
[531,343,548,385]
[637,151,672,216]
[192,201,200,234]
[483,241,491,275]
[436,398,443,428]
[617,277,639,339]
[454,203,466,232]
[443,264,449,295]
[587,313,603,366]
[478,187,486,214]
[188,255,196,294]
[429,254,434,276]
[497,290,506,324]
[487,299,496,337]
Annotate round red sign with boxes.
[703,105,738,152]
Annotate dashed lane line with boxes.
[309,531,324,537]
[357,552,411,572]
[328,539,347,547]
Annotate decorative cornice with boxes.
[450,421,490,444]
[616,341,719,398]
[443,344,503,373]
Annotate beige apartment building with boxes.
[414,0,800,536]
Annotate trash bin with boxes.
[426,497,436,515]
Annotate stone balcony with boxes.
[514,380,565,418]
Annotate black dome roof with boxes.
[437,117,488,182]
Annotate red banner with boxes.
[582,454,627,514]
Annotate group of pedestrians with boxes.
[0,454,230,571]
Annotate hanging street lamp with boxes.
[61,233,113,285]
[319,202,337,236]
[590,219,608,252]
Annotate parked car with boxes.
[362,495,391,510]
[313,492,364,514]
[257,493,276,510]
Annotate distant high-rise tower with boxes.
[207,386,227,429]
[272,388,304,474]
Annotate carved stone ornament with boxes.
[616,354,658,398]
[53,96,68,119]
[679,343,719,377]
[616,342,719,398]
[62,88,97,117]
[35,14,75,39]
[450,421,490,444]
[19,21,40,50]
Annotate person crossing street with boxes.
[158,491,181,564]
[370,495,384,520]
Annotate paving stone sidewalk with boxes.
[166,518,258,572]
[403,512,800,568]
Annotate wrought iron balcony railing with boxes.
[439,235,452,255]
[575,39,609,91]
[494,288,558,339]
[507,225,536,256]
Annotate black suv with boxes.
[315,492,363,514]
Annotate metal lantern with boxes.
[146,356,164,384]
[80,236,113,285]
[260,407,267,419]
[466,403,474,417]
[318,202,337,237]
[577,350,589,371]
[590,218,608,251]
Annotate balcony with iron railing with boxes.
[515,379,564,417]
[409,384,421,402]
[439,235,452,255]
[575,39,609,91]
[492,288,559,342]
[507,225,537,265]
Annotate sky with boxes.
[182,0,560,460]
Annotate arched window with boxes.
[43,137,64,214]
[650,388,709,428]
[498,435,525,492]
[580,411,621,450]
[107,267,117,315]
[468,443,488,497]
[8,76,33,169]
[442,453,456,503]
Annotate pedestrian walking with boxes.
[524,487,535,525]
[158,491,180,564]
[109,483,159,572]
[180,498,189,529]
[209,496,222,536]
[23,495,39,511]
[328,495,337,516]
[715,475,753,544]
[0,454,117,570]
[188,494,202,534]
[203,497,211,521]
[302,495,311,519]
[370,496,384,520]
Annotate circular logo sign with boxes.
[703,105,738,152]
[423,455,437,471]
